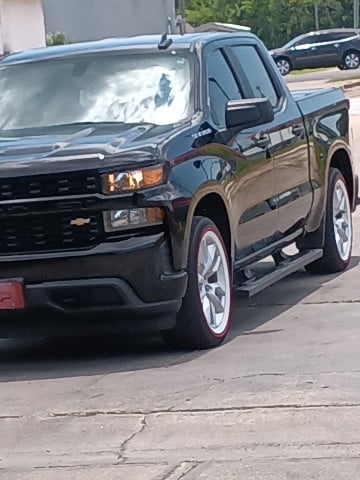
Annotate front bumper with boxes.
[0,234,187,336]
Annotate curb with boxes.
[341,81,360,91]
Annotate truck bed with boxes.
[291,87,348,117]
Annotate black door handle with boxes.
[292,124,305,137]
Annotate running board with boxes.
[235,249,323,298]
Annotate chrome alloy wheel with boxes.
[276,58,290,75]
[344,52,360,69]
[333,178,352,261]
[197,229,231,336]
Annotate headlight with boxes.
[103,208,164,232]
[103,165,164,194]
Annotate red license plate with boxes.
[0,281,25,310]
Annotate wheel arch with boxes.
[298,147,356,251]
[329,147,355,208]
[182,192,234,270]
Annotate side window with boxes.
[315,34,331,43]
[231,45,279,108]
[332,32,356,40]
[207,49,242,126]
[295,36,311,46]
[295,36,318,46]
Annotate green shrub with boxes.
[46,32,68,46]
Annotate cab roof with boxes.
[0,32,256,65]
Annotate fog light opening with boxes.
[103,207,164,232]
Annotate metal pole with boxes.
[354,0,359,28]
[179,0,186,33]
[314,0,319,30]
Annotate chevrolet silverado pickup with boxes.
[0,33,357,348]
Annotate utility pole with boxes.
[314,0,319,30]
[179,0,186,33]
[354,0,359,28]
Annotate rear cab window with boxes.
[229,44,283,110]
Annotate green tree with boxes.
[182,0,356,48]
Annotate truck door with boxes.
[205,47,277,259]
[291,34,328,69]
[303,33,340,67]
[228,43,312,240]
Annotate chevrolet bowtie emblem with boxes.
[70,217,91,227]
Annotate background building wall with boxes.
[0,0,45,53]
[43,0,176,43]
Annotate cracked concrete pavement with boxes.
[1,82,360,479]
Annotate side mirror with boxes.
[225,98,274,131]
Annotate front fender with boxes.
[166,149,235,270]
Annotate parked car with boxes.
[270,28,360,75]
[0,32,357,348]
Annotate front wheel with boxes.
[276,57,291,76]
[306,168,352,274]
[161,217,232,349]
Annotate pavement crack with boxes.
[117,414,147,463]
[0,415,23,420]
[236,370,360,379]
[241,373,286,378]
[157,461,201,480]
[46,402,360,419]
[248,299,360,307]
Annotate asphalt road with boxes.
[286,67,360,83]
[2,101,360,479]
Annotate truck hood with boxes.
[0,123,173,176]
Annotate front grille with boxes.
[0,214,103,254]
[0,172,100,200]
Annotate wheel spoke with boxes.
[335,186,342,206]
[209,300,217,326]
[337,190,345,209]
[206,291,224,315]
[203,245,220,279]
[198,240,208,276]
[202,295,211,322]
[215,285,226,298]
[336,222,348,243]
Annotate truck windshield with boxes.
[0,52,193,131]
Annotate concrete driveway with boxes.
[1,88,360,479]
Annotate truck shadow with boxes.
[0,255,359,382]
[229,254,360,340]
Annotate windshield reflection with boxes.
[0,52,192,131]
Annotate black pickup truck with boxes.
[0,32,357,348]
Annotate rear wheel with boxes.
[161,217,232,349]
[305,168,352,274]
[276,57,291,76]
[343,50,360,70]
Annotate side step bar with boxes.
[235,249,323,298]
